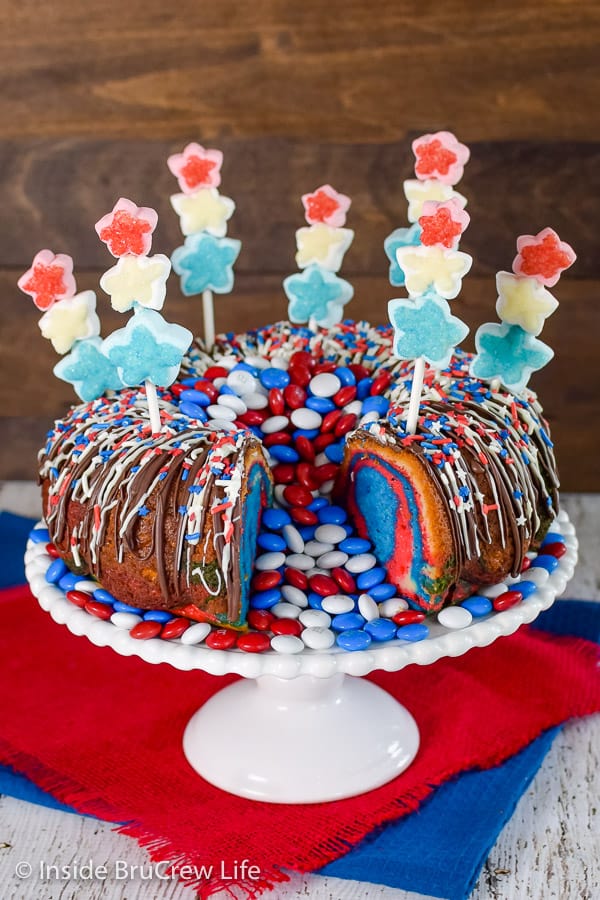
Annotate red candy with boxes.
[295,435,315,462]
[313,361,337,375]
[309,574,339,596]
[237,632,271,653]
[203,365,229,380]
[296,462,320,491]
[247,609,275,632]
[263,432,291,447]
[334,413,357,437]
[130,621,163,640]
[239,409,268,427]
[206,628,237,650]
[45,543,60,558]
[314,433,335,452]
[315,463,338,484]
[321,409,342,433]
[332,567,356,593]
[269,388,285,416]
[194,379,218,401]
[348,363,370,381]
[371,372,391,395]
[289,364,311,387]
[252,570,282,591]
[66,589,90,608]
[285,567,309,590]
[284,384,307,410]
[521,556,532,572]
[271,618,303,636]
[290,350,314,370]
[290,507,318,526]
[333,385,356,407]
[542,541,567,558]
[419,206,464,248]
[84,600,113,620]
[283,484,313,507]
[392,610,426,626]
[272,464,296,484]
[493,590,523,612]
[160,617,191,640]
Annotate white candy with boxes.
[271,634,304,654]
[243,354,269,370]
[244,391,269,410]
[317,550,349,569]
[358,594,379,622]
[291,407,322,430]
[213,377,227,389]
[309,372,341,397]
[305,567,328,578]
[299,609,332,628]
[281,585,309,607]
[274,485,290,507]
[179,622,212,645]
[437,606,473,629]
[73,579,97,593]
[479,582,508,598]
[322,594,355,615]
[283,524,304,553]
[301,626,336,650]
[314,523,347,544]
[217,394,247,415]
[226,370,257,395]
[207,418,236,432]
[111,612,142,629]
[261,415,289,434]
[271,601,301,619]
[218,355,240,370]
[519,568,549,587]
[304,540,334,558]
[360,411,380,426]
[343,400,363,417]
[345,553,377,573]
[379,597,409,617]
[319,480,335,495]
[314,452,329,466]
[254,551,286,570]
[270,356,289,371]
[285,553,314,571]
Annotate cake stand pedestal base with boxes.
[183,673,419,803]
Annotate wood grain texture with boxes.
[1,1,599,142]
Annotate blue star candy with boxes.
[53,336,124,402]
[388,291,469,368]
[283,264,354,328]
[384,223,421,287]
[470,322,554,393]
[102,308,193,388]
[171,232,241,295]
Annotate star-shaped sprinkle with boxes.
[18,250,76,311]
[471,322,554,393]
[419,199,470,249]
[295,224,354,272]
[284,264,354,327]
[95,198,158,258]
[53,336,124,402]
[170,188,235,238]
[301,185,351,227]
[99,254,171,313]
[512,227,576,287]
[403,179,467,224]
[167,143,223,194]
[38,290,100,354]
[384,224,422,286]
[102,308,192,388]
[388,292,469,368]
[171,232,241,295]
[495,271,558,335]
[395,245,472,299]
[412,131,470,185]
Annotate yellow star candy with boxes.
[170,188,235,237]
[100,254,171,313]
[403,179,467,223]
[38,290,100,354]
[395,246,473,299]
[495,271,558,335]
[295,224,354,272]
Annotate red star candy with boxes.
[419,200,470,248]
[18,250,76,310]
[412,131,471,185]
[415,140,457,179]
[95,198,158,258]
[513,228,576,287]
[167,143,223,194]
[180,156,218,192]
[301,185,351,227]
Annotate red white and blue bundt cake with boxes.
[39,319,559,634]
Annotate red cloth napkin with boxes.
[1,584,599,898]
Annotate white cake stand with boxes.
[25,511,577,804]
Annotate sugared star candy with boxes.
[301,185,351,228]
[170,188,235,238]
[384,224,422,286]
[167,143,223,194]
[171,232,241,295]
[102,308,192,388]
[412,131,470,185]
[403,179,467,224]
[284,264,354,327]
[419,199,470,249]
[388,292,469,368]
[295,223,354,272]
[95,198,158,258]
[496,271,558,336]
[512,227,576,287]
[471,323,554,393]
[18,250,76,311]
[99,254,172,313]
[38,290,100,354]
[54,336,124,402]
[395,244,472,300]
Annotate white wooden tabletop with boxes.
[1,483,598,900]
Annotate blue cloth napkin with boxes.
[2,514,597,899]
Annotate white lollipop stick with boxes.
[144,380,162,434]
[308,315,318,332]
[406,357,426,435]
[202,289,215,352]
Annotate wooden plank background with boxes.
[1,0,598,489]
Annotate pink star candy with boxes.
[95,198,158,258]
[412,131,470,185]
[18,249,76,311]
[301,185,351,227]
[167,143,223,194]
[512,227,576,287]
[419,199,470,249]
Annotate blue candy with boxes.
[260,367,291,390]
[308,497,328,512]
[293,428,320,441]
[179,389,210,407]
[257,532,287,552]
[298,525,317,541]
[334,366,356,386]
[331,612,365,632]
[171,232,241,295]
[541,532,563,546]
[113,600,144,615]
[250,588,282,609]
[46,558,68,584]
[308,592,324,610]
[356,567,385,591]
[339,537,371,555]
[231,361,258,375]
[324,442,344,464]
[461,595,493,617]
[143,610,174,623]
[336,629,372,651]
[93,588,118,606]
[317,505,347,524]
[179,401,208,422]
[531,554,559,573]
[511,580,538,599]
[58,572,79,592]
[262,508,292,531]
[29,527,50,544]
[367,582,397,601]
[364,618,397,642]
[396,623,429,642]
[306,396,336,414]
[356,377,373,399]
[362,395,390,415]
[269,445,300,463]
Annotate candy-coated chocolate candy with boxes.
[309,574,339,596]
[314,523,346,544]
[283,485,313,507]
[206,628,237,650]
[160,617,191,640]
[540,541,567,558]
[364,618,397,642]
[356,567,386,591]
[282,524,305,553]
[304,540,333,559]
[333,385,357,407]
[531,554,559,573]
[271,618,303,637]
[260,415,290,434]
[299,609,331,628]
[334,413,358,438]
[179,622,212,645]
[379,597,409,617]
[84,600,113,620]
[296,463,320,491]
[331,567,356,593]
[320,409,342,434]
[66,590,91,608]
[437,606,473,629]
[291,407,322,430]
[268,445,299,464]
[338,536,370,554]
[324,442,344,464]
[314,433,335,453]
[45,542,60,558]
[511,580,538,599]
[493,590,523,612]
[283,383,306,409]
[295,435,316,462]
[271,602,301,620]
[368,582,397,601]
[317,505,347,524]
[317,551,348,570]
[46,558,68,584]
[461,595,493,617]
[29,527,51,544]
[247,609,275,632]
[272,464,296,484]
[252,570,282,591]
[345,553,377,574]
[236,631,272,653]
[392,610,426,626]
[180,401,209,421]
[254,551,286,571]
[218,393,247,415]
[309,372,342,398]
[239,409,268,427]
[268,387,285,416]
[111,612,143,630]
[331,612,366,632]
[281,585,308,607]
[180,389,211,407]
[315,463,338,485]
[396,623,429,642]
[306,395,335,414]
[257,532,287,552]
[289,363,312,388]
[249,588,282,609]
[301,626,336,650]
[336,629,372,651]
[113,600,144,615]
[321,594,355,615]
[259,367,290,391]
[92,587,118,605]
[130,620,163,639]
[262,508,292,531]
[271,634,304,654]
[264,433,292,448]
[59,572,77,591]
[358,593,379,622]
[226,369,257,395]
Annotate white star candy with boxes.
[403,179,467,223]
[295,224,354,272]
[495,271,559,335]
[38,290,100,354]
[395,245,473,299]
[170,188,235,237]
[99,254,172,313]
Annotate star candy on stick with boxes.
[167,143,223,194]
[412,131,471,185]
[384,224,422,287]
[172,233,241,296]
[284,265,354,327]
[403,179,467,224]
[99,254,172,313]
[54,337,124,402]
[301,185,351,228]
[495,271,558,336]
[388,291,469,369]
[37,290,101,354]
[102,308,192,389]
[395,244,473,300]
[419,199,470,249]
[471,323,553,393]
[170,188,235,238]
[18,250,76,311]
[512,227,576,287]
[95,198,158,258]
[295,223,354,272]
